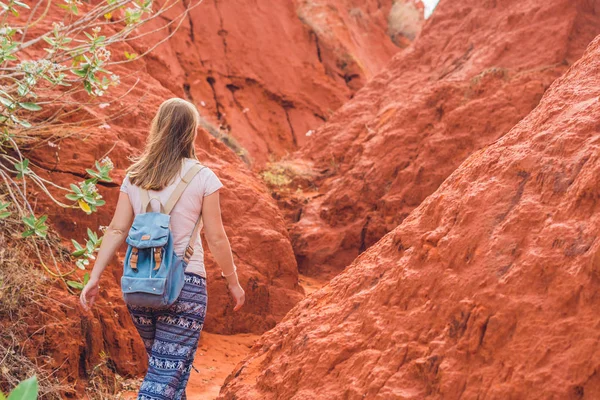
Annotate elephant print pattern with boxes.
[127,273,208,400]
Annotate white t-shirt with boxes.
[120,158,223,278]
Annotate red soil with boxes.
[220,33,600,399]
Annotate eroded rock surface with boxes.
[221,34,600,400]
[287,0,600,277]
[133,0,423,164]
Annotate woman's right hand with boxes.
[80,278,100,311]
[228,282,245,312]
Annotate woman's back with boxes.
[120,158,223,278]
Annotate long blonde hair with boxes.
[128,98,199,190]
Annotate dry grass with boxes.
[0,218,70,399]
[199,116,251,165]
[260,159,319,193]
[0,212,146,399]
[85,350,141,400]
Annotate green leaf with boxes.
[87,228,96,241]
[66,280,84,290]
[35,226,48,238]
[69,183,82,195]
[71,249,86,257]
[65,193,80,201]
[18,119,32,128]
[7,376,38,400]
[14,158,30,178]
[72,68,87,78]
[71,239,83,250]
[13,0,30,8]
[83,272,90,285]
[21,230,34,238]
[0,389,6,400]
[0,201,11,218]
[21,214,48,238]
[18,102,42,111]
[0,96,14,108]
[22,215,35,228]
[76,258,89,269]
[83,80,92,94]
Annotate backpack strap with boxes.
[164,163,206,214]
[140,189,165,213]
[184,214,204,263]
[166,162,207,263]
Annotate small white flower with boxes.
[80,181,97,193]
[200,101,206,107]
[306,130,314,137]
[98,103,110,109]
[95,47,111,62]
[48,141,57,148]
[242,108,250,114]
[99,123,111,130]
[100,156,113,168]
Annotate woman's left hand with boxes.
[80,278,100,311]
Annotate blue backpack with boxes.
[121,163,205,308]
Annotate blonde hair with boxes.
[128,98,199,190]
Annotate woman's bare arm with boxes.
[202,190,245,311]
[80,192,134,310]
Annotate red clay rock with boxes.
[221,33,600,400]
[287,0,600,278]
[132,0,423,165]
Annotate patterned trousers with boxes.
[127,273,208,400]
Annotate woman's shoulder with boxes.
[120,173,133,192]
[184,159,223,195]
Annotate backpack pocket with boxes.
[121,276,168,308]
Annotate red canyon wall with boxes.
[221,33,600,400]
[132,0,423,165]
[287,0,600,278]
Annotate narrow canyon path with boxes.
[119,274,327,399]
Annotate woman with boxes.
[80,98,245,400]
